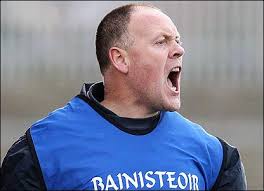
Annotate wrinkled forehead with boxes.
[128,7,179,38]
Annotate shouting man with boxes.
[1,3,246,190]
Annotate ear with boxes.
[108,47,129,74]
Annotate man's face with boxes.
[126,7,185,112]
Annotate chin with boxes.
[163,100,181,112]
[167,105,180,112]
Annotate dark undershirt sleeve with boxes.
[211,138,247,191]
[1,134,42,190]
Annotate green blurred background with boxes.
[1,1,263,189]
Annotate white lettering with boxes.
[122,172,138,189]
[117,173,123,190]
[188,173,193,190]
[91,177,104,190]
[192,174,199,190]
[178,172,188,189]
[166,171,177,188]
[91,171,200,190]
[145,171,155,188]
[138,171,145,188]
[154,171,166,188]
[105,175,118,190]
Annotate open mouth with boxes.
[167,67,181,92]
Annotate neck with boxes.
[101,75,159,118]
[101,98,159,118]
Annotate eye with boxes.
[156,39,166,45]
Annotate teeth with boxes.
[171,67,180,72]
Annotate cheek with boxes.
[129,48,168,82]
[135,63,163,84]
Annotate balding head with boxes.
[95,3,161,74]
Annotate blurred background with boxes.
[1,1,263,189]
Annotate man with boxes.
[1,3,246,190]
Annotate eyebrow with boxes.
[158,33,181,40]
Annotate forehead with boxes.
[128,7,179,38]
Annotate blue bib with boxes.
[29,96,223,190]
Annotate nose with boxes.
[169,43,185,59]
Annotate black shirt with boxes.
[0,82,247,190]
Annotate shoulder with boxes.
[211,138,247,190]
[28,96,98,160]
[166,111,221,146]
[1,135,44,190]
[30,96,90,130]
[164,111,224,188]
[172,113,247,190]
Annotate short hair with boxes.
[95,3,159,74]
